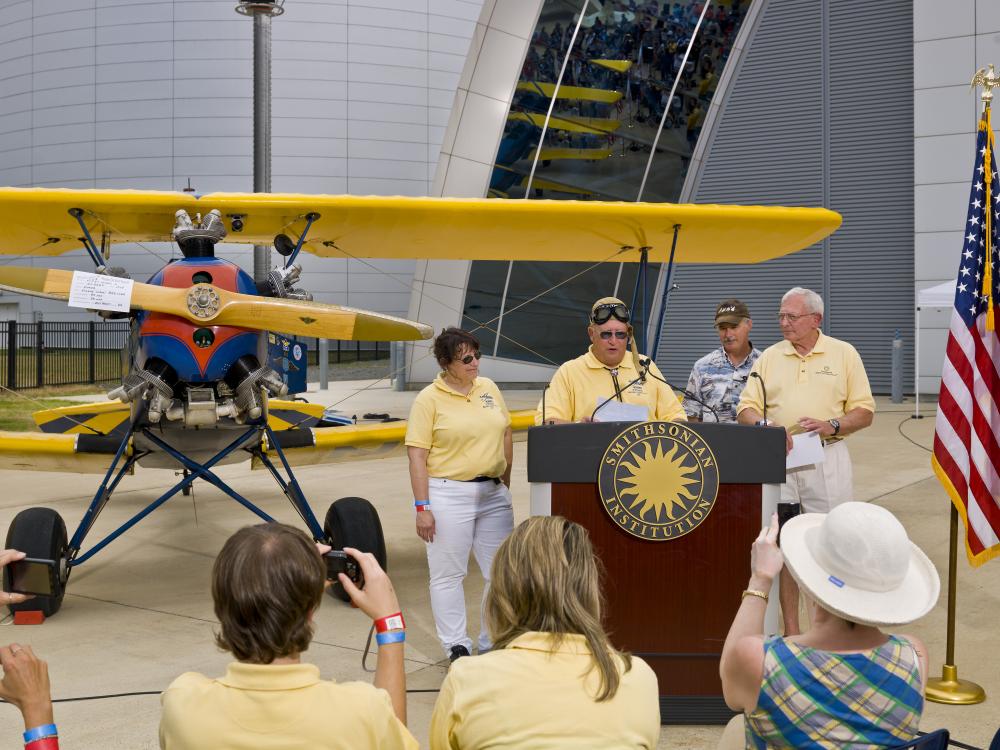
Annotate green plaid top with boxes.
[744,635,923,749]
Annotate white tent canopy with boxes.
[918,281,954,308]
[915,281,955,416]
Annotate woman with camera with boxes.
[406,328,514,663]
[159,524,417,749]
[1,548,59,750]
[719,503,938,748]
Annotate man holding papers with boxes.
[535,297,686,425]
[737,287,875,634]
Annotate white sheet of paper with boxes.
[786,431,825,471]
[67,271,134,313]
[594,399,648,423]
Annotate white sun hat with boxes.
[780,502,940,627]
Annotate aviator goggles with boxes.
[591,303,631,325]
[458,351,482,365]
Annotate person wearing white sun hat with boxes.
[718,502,940,750]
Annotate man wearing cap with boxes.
[684,299,761,422]
[535,297,686,424]
[736,286,875,635]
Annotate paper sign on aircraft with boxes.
[68,271,134,313]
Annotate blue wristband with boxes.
[23,725,58,743]
[414,499,430,507]
[376,630,406,646]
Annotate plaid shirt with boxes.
[745,635,923,749]
[683,345,760,422]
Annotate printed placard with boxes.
[67,271,134,313]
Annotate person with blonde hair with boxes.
[429,516,660,749]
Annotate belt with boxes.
[470,476,501,484]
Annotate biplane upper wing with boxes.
[0,188,841,265]
[0,406,537,474]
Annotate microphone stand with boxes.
[750,371,768,422]
[637,357,723,423]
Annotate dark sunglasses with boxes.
[598,330,629,340]
[591,303,631,325]
[458,351,482,364]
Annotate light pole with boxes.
[235,0,284,283]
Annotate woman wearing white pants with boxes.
[405,328,514,662]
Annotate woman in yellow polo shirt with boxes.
[429,516,660,749]
[405,328,514,663]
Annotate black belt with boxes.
[470,476,501,484]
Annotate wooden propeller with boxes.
[0,267,433,341]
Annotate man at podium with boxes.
[535,297,686,424]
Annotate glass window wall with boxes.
[463,0,752,366]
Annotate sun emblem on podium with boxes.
[598,422,720,541]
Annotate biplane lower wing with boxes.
[0,407,537,474]
[257,410,536,469]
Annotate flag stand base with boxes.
[925,664,986,705]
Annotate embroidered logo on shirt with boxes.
[479,393,497,409]
[816,365,838,376]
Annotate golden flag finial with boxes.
[972,65,1000,103]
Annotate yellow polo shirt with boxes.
[405,374,511,480]
[536,347,686,424]
[429,632,660,749]
[736,331,875,427]
[159,662,418,750]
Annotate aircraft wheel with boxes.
[4,507,68,617]
[323,497,387,602]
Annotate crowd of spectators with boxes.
[2,496,948,749]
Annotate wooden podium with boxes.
[527,421,785,724]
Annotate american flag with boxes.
[933,108,1000,566]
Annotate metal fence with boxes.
[0,320,132,390]
[304,338,392,365]
[0,321,393,391]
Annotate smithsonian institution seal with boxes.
[597,421,720,541]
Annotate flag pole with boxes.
[924,66,998,705]
[925,505,986,704]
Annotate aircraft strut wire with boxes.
[313,247,627,413]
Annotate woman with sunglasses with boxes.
[537,296,686,424]
[405,327,515,663]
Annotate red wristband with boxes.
[374,611,405,633]
[26,738,60,750]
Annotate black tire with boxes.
[323,497,386,602]
[4,508,68,618]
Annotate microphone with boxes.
[637,357,721,422]
[541,384,550,425]
[750,372,767,422]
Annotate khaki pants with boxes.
[780,440,853,513]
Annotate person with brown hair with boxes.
[406,327,514,663]
[428,516,660,749]
[159,523,417,750]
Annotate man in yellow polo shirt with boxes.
[536,297,686,424]
[737,286,875,635]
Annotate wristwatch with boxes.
[829,418,841,436]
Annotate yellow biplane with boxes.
[0,187,840,616]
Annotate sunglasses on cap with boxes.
[458,351,482,364]
[591,303,631,325]
[598,330,629,340]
